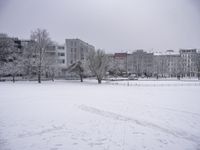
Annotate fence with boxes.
[105,81,200,87]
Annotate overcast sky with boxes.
[0,0,200,52]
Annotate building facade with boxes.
[0,35,25,53]
[65,39,95,67]
[180,49,198,77]
[128,50,154,77]
[153,50,182,77]
[113,53,128,73]
[56,45,66,67]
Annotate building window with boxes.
[58,52,65,56]
[58,59,65,64]
[58,46,64,50]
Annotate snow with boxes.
[105,79,200,87]
[0,80,200,150]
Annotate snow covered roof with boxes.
[154,50,179,56]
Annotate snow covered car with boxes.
[128,74,138,80]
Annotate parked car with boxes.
[128,74,138,80]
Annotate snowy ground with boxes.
[0,80,200,150]
[105,79,200,87]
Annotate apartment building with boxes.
[153,50,182,77]
[128,50,154,76]
[0,35,26,53]
[113,53,128,73]
[65,39,95,67]
[56,45,66,67]
[180,49,198,77]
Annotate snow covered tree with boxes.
[4,53,23,82]
[87,49,109,84]
[67,61,85,82]
[0,35,22,81]
[107,57,121,77]
[30,29,52,83]
[0,35,14,65]
[43,50,58,81]
[20,40,37,79]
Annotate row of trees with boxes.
[0,29,57,83]
[0,29,109,84]
[0,35,22,82]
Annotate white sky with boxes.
[0,0,200,52]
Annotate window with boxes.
[58,52,65,56]
[58,46,64,50]
[58,59,65,64]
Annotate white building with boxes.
[180,49,198,77]
[65,39,95,67]
[128,50,154,77]
[153,50,182,77]
[56,45,66,67]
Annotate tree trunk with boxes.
[12,75,15,83]
[51,72,55,82]
[38,73,41,83]
[45,72,48,78]
[38,67,41,83]
[38,48,42,83]
[156,75,158,80]
[80,74,83,82]
[97,78,102,84]
[52,75,54,82]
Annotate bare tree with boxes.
[67,61,85,82]
[87,49,109,84]
[20,40,37,80]
[30,29,52,83]
[176,57,184,79]
[43,51,58,81]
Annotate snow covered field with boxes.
[0,80,200,150]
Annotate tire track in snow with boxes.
[18,125,65,138]
[78,105,200,145]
